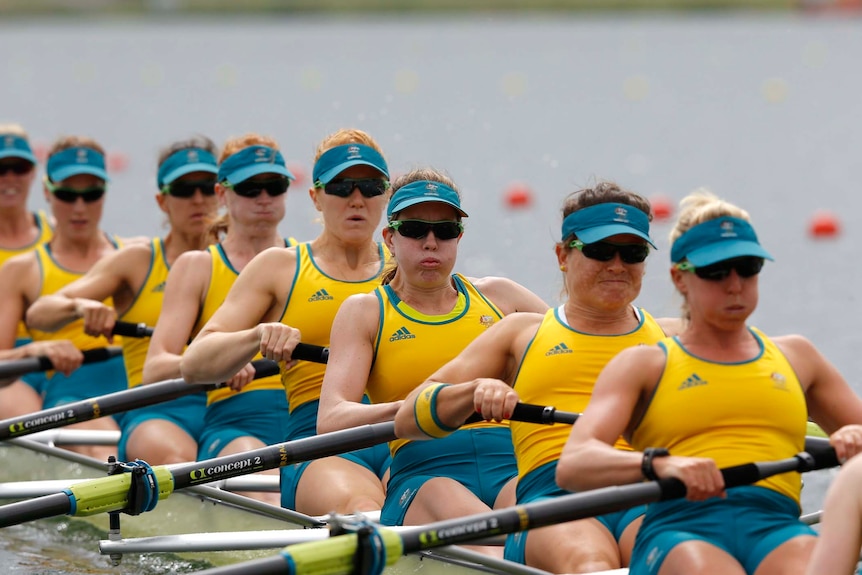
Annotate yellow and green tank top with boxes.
[278,242,387,411]
[367,274,504,455]
[119,238,169,389]
[28,235,121,351]
[631,328,807,503]
[0,211,53,340]
[194,242,292,406]
[511,305,666,480]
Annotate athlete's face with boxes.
[671,261,759,329]
[157,171,220,236]
[309,165,388,243]
[383,202,462,287]
[558,233,647,313]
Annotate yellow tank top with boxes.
[631,328,807,503]
[119,238,168,388]
[0,211,53,340]
[195,243,287,405]
[28,236,121,351]
[512,305,666,480]
[368,274,504,455]
[279,242,387,411]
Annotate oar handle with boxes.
[0,346,124,380]
[293,343,328,364]
[463,402,579,426]
[111,321,154,338]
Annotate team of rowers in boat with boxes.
[1,123,862,575]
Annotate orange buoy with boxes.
[31,143,48,163]
[650,194,673,222]
[287,162,306,186]
[808,210,840,238]
[504,183,534,209]
[107,152,129,173]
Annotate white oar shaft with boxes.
[26,429,120,446]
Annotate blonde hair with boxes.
[313,128,383,162]
[669,188,751,245]
[0,124,28,138]
[47,135,105,158]
[380,167,462,286]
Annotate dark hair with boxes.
[381,167,462,286]
[47,135,105,158]
[560,180,652,250]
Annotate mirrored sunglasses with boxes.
[0,160,34,176]
[225,177,289,198]
[162,179,216,198]
[320,178,389,198]
[676,256,765,281]
[569,239,650,264]
[388,219,464,240]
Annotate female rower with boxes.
[0,135,140,459]
[142,134,294,503]
[556,190,862,575]
[395,182,680,573]
[0,125,56,413]
[317,168,547,543]
[26,136,220,465]
[181,128,392,516]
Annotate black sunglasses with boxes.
[677,256,765,281]
[569,239,650,264]
[320,178,389,198]
[162,179,216,198]
[51,186,106,204]
[0,160,34,176]
[388,219,464,240]
[225,177,289,198]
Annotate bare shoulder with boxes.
[467,275,547,314]
[111,241,155,266]
[772,333,818,357]
[172,248,213,272]
[119,234,151,247]
[655,316,685,337]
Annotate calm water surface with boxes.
[2,12,861,573]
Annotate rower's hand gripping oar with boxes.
[194,441,840,575]
[0,343,327,441]
[0,321,152,381]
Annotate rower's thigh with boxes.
[404,477,491,525]
[753,535,816,575]
[658,541,747,575]
[524,518,620,573]
[297,456,384,515]
[0,380,42,417]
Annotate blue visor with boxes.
[670,216,774,266]
[387,180,468,219]
[0,134,36,164]
[561,203,655,248]
[312,144,389,185]
[46,147,109,183]
[157,148,218,187]
[218,146,294,185]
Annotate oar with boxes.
[110,321,154,338]
[0,346,124,380]
[195,443,840,575]
[0,343,328,441]
[0,419,395,528]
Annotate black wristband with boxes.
[641,447,670,481]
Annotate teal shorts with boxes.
[504,460,645,564]
[198,389,289,459]
[381,427,517,526]
[41,354,128,426]
[118,391,207,461]
[14,337,46,395]
[630,485,816,575]
[279,399,390,510]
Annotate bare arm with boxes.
[318,293,401,433]
[805,453,862,575]
[393,312,541,439]
[778,334,862,463]
[468,276,549,315]
[142,250,210,384]
[26,243,148,338]
[557,344,725,501]
[181,247,299,385]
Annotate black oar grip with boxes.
[293,343,328,364]
[81,346,124,365]
[111,321,154,338]
[464,402,581,426]
[251,359,280,379]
